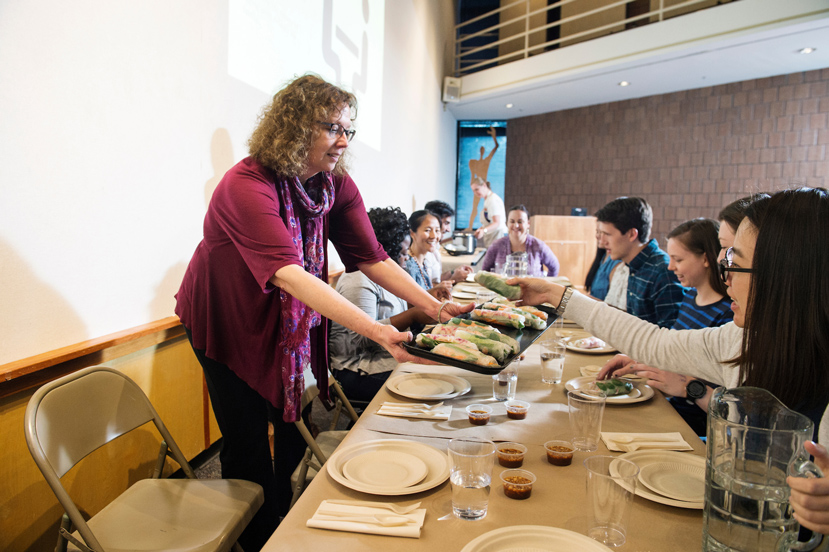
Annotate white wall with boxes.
[0,0,457,365]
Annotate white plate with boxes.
[566,336,618,355]
[461,525,613,551]
[455,282,486,293]
[611,450,706,509]
[342,450,428,489]
[386,373,472,400]
[451,290,479,300]
[327,439,450,496]
[565,376,654,404]
[638,461,705,503]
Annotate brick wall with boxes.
[505,68,829,243]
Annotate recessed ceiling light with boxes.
[505,103,514,108]
[618,81,630,87]
[799,47,816,54]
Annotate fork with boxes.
[324,500,422,514]
[381,402,444,410]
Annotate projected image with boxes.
[455,121,507,231]
[228,0,385,149]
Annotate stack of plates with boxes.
[611,450,706,509]
[327,439,450,495]
[386,373,471,400]
[452,282,485,300]
[565,376,654,405]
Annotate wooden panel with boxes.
[530,215,597,289]
[560,0,626,47]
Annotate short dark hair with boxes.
[508,205,530,217]
[667,218,728,297]
[424,200,454,219]
[408,209,440,233]
[717,194,770,234]
[595,197,652,243]
[367,207,409,261]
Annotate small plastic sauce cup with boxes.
[505,400,530,420]
[545,440,574,466]
[497,442,527,468]
[466,404,493,426]
[500,469,536,499]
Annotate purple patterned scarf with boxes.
[275,173,335,422]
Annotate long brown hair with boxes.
[248,74,357,177]
[737,188,829,411]
[667,218,728,297]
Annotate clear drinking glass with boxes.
[492,361,518,401]
[568,390,606,452]
[584,455,639,548]
[448,438,496,520]
[540,339,566,384]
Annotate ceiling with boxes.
[446,0,829,120]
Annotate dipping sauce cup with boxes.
[545,440,575,466]
[466,404,493,426]
[505,399,530,420]
[496,442,527,468]
[500,469,536,500]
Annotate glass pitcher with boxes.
[703,387,823,551]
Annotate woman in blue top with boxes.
[666,218,733,330]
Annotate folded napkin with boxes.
[601,432,693,452]
[377,402,452,420]
[307,500,426,538]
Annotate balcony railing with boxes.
[454,0,738,76]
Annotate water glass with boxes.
[493,261,505,276]
[492,361,518,401]
[475,290,496,306]
[448,438,496,520]
[584,455,639,548]
[505,252,528,277]
[568,390,606,452]
[539,340,565,384]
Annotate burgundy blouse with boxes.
[175,157,387,408]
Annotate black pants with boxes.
[185,329,308,552]
[331,368,391,403]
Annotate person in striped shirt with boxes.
[667,219,733,330]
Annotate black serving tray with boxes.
[402,304,559,375]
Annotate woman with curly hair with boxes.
[175,75,471,550]
[329,207,434,401]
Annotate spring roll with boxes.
[416,333,476,350]
[481,303,546,330]
[471,308,525,330]
[431,343,499,367]
[474,271,522,300]
[454,330,511,362]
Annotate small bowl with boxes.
[500,469,536,500]
[466,404,493,426]
[497,442,527,468]
[505,400,530,420]
[544,440,575,466]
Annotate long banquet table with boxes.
[264,339,707,551]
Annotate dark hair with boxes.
[367,207,409,261]
[584,248,606,293]
[717,194,771,234]
[408,210,440,233]
[248,74,356,176]
[424,201,454,219]
[508,205,530,217]
[737,188,829,411]
[667,218,728,297]
[595,197,652,243]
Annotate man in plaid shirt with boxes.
[595,197,684,328]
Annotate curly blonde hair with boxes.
[248,74,357,177]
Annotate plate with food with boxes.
[565,335,617,354]
[565,376,654,404]
[402,305,558,375]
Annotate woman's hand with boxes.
[627,365,692,398]
[428,281,453,301]
[421,300,474,323]
[369,323,424,363]
[473,228,485,239]
[597,354,635,380]
[451,265,473,282]
[788,441,829,533]
[505,277,560,307]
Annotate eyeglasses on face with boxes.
[718,246,754,283]
[317,121,356,142]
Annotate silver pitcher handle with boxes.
[788,459,824,552]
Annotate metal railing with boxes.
[454,0,737,76]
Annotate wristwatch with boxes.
[685,379,708,400]
[555,287,574,317]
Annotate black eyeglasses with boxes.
[317,121,356,142]
[718,246,754,283]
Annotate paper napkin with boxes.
[307,500,426,538]
[601,432,693,452]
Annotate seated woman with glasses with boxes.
[509,188,829,469]
[480,205,560,276]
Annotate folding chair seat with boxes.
[289,367,359,508]
[24,366,264,552]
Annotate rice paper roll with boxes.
[431,343,499,367]
[454,330,511,362]
[471,308,525,330]
[474,271,522,300]
[415,333,476,350]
